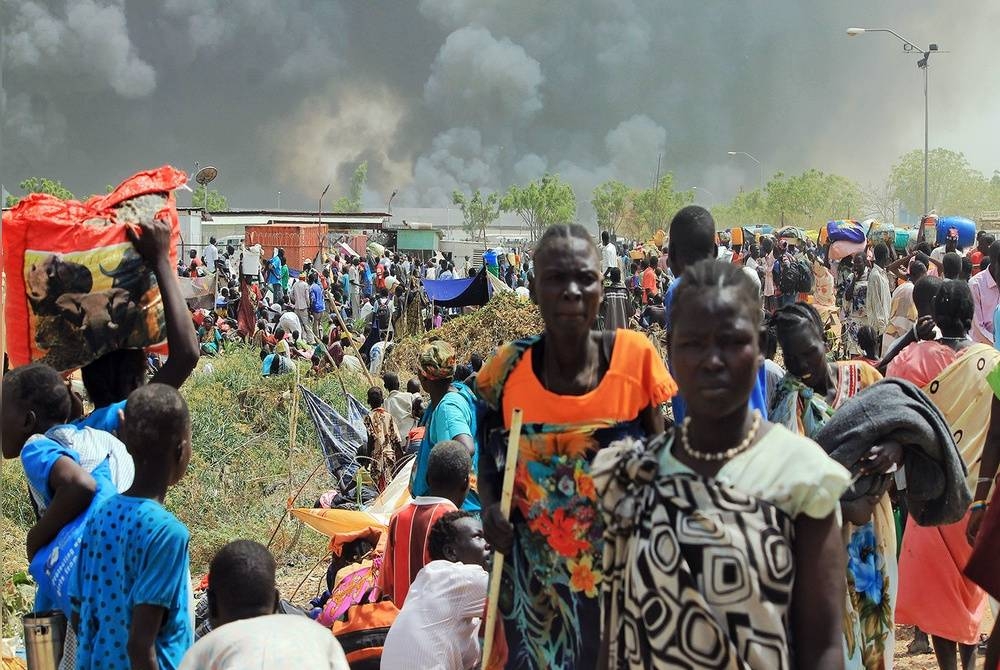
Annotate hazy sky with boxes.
[2,1,998,221]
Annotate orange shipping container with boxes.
[245,223,326,271]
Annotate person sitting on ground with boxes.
[338,336,366,374]
[76,217,199,435]
[74,384,194,670]
[384,372,417,442]
[639,292,667,328]
[179,540,348,669]
[362,387,402,489]
[380,440,470,607]
[380,511,490,670]
[273,326,290,359]
[198,315,224,357]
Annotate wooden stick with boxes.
[328,294,377,387]
[481,407,524,668]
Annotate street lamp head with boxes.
[727,151,738,156]
[846,27,866,36]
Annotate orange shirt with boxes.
[640,267,657,304]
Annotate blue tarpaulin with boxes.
[421,269,491,308]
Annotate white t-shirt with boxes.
[386,390,417,439]
[381,561,488,670]
[515,285,530,300]
[179,614,349,670]
[602,242,620,272]
[204,244,218,271]
[292,280,311,311]
[278,311,304,337]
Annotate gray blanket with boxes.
[813,377,969,526]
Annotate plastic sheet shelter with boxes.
[421,269,492,308]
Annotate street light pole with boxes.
[847,27,942,216]
[727,151,763,193]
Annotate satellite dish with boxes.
[195,166,218,186]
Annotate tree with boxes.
[333,161,368,212]
[452,189,501,241]
[192,187,230,212]
[889,148,989,218]
[764,169,861,227]
[5,177,75,207]
[631,174,693,237]
[861,180,898,225]
[710,189,767,230]
[501,174,577,240]
[591,180,633,236]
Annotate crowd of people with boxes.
[5,204,1000,670]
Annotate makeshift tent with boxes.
[299,385,368,485]
[421,269,492,308]
[290,459,414,538]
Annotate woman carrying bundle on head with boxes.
[888,279,1000,670]
[594,259,851,669]
[476,224,676,669]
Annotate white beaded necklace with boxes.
[681,410,762,462]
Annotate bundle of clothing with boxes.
[813,377,969,526]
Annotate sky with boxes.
[2,1,999,222]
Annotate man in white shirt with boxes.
[380,511,489,670]
[277,305,306,345]
[203,237,219,273]
[601,231,619,274]
[290,278,315,343]
[180,540,348,670]
[866,243,892,342]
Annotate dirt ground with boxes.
[895,611,994,670]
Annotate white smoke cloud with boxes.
[7,0,156,98]
[400,128,507,206]
[424,26,544,123]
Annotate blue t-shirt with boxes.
[74,496,192,670]
[663,277,769,421]
[412,386,480,512]
[309,283,326,312]
[73,400,128,435]
[21,433,78,510]
[268,256,282,286]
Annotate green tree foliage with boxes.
[710,189,768,230]
[452,189,501,241]
[631,174,694,237]
[764,169,861,226]
[501,173,577,240]
[889,149,993,218]
[5,177,75,207]
[192,187,230,212]
[333,161,368,212]
[592,180,633,235]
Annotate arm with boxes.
[127,220,199,390]
[791,513,846,670]
[127,604,166,670]
[27,457,97,559]
[968,395,1000,544]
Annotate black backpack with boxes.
[778,258,801,295]
[375,299,391,330]
[795,258,814,293]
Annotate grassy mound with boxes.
[384,291,545,375]
[1,347,371,634]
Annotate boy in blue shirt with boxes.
[74,383,194,670]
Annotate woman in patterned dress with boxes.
[595,260,851,669]
[476,224,676,669]
[768,302,896,670]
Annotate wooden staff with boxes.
[482,407,524,668]
[327,293,377,387]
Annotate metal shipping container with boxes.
[245,223,326,271]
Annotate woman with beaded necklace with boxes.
[595,260,850,669]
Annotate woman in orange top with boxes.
[476,224,675,669]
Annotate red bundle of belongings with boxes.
[2,166,187,371]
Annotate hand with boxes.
[481,502,514,555]
[126,216,171,265]
[967,507,986,546]
[860,441,903,475]
[915,315,936,341]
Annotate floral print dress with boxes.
[476,330,675,669]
